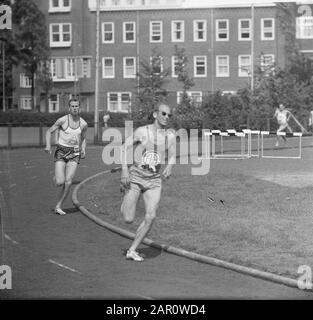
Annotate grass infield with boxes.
[78,141,313,279]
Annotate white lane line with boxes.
[48,259,82,274]
[4,234,19,245]
[25,166,36,169]
[30,176,38,180]
[9,184,17,189]
[135,294,155,300]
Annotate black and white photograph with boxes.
[1,0,313,308]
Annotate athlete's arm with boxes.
[80,122,88,159]
[45,117,64,154]
[120,127,143,189]
[162,131,176,179]
[286,110,292,122]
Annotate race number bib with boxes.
[141,151,161,173]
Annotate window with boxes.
[216,19,229,41]
[20,74,32,88]
[102,57,115,78]
[260,54,275,72]
[261,18,275,40]
[123,57,136,78]
[49,94,60,113]
[172,56,179,78]
[150,21,162,42]
[296,16,313,39]
[123,22,136,43]
[216,55,229,77]
[238,55,251,77]
[49,0,71,12]
[75,57,92,78]
[150,56,163,75]
[177,91,202,106]
[50,58,77,81]
[194,56,207,77]
[102,22,114,43]
[194,20,207,41]
[50,23,72,47]
[20,96,33,110]
[171,20,184,42]
[107,92,131,113]
[238,19,251,41]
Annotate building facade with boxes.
[12,0,313,113]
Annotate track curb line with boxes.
[72,169,304,291]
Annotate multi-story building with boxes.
[12,0,313,113]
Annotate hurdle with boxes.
[242,129,260,158]
[261,131,303,159]
[210,129,251,159]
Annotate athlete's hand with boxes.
[162,168,172,180]
[120,174,131,192]
[45,146,52,154]
[81,150,86,159]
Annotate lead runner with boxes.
[45,98,88,215]
[120,102,176,261]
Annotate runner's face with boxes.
[69,102,80,115]
[156,105,172,127]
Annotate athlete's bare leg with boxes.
[121,186,141,223]
[276,124,288,146]
[128,187,161,253]
[55,161,78,213]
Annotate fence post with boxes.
[39,122,43,147]
[8,124,12,149]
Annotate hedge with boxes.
[0,111,130,127]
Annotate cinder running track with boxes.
[0,147,312,299]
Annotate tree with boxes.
[12,0,50,111]
[0,0,19,110]
[174,45,203,130]
[133,48,170,122]
[174,45,194,111]
[36,61,53,113]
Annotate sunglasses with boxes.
[161,111,172,118]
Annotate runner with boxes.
[45,98,88,215]
[120,102,176,261]
[273,103,292,147]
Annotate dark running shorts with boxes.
[54,144,81,164]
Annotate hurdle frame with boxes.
[261,131,302,159]
[243,129,260,158]
[210,129,251,160]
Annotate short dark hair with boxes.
[68,98,80,107]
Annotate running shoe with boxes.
[126,250,144,262]
[55,207,67,215]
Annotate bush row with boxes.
[0,111,130,127]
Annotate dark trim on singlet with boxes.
[60,115,81,131]
[146,125,168,150]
